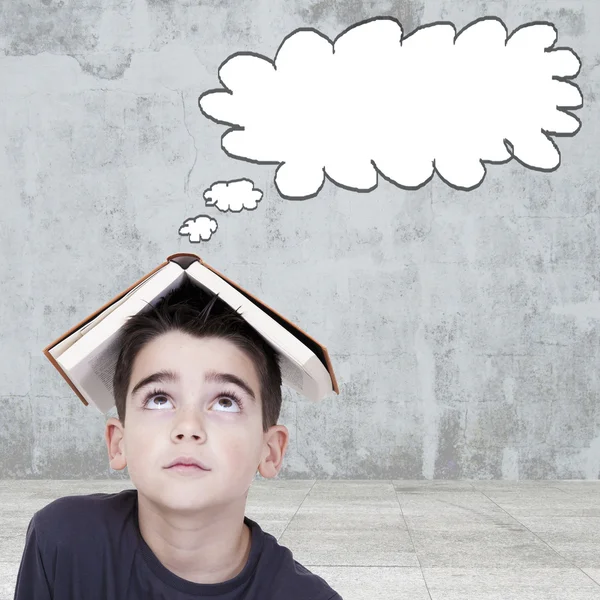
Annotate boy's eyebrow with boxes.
[130,369,256,402]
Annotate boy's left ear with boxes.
[257,425,289,479]
[105,417,127,471]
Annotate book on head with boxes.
[43,253,339,414]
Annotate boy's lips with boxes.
[165,456,210,470]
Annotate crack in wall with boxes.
[161,87,199,195]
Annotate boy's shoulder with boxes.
[255,523,342,599]
[33,488,136,545]
[36,487,136,516]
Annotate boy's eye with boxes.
[141,388,245,412]
[143,394,171,409]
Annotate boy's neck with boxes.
[136,493,252,584]
[165,522,252,584]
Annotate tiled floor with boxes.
[1,479,599,599]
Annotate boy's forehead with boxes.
[128,333,261,398]
[134,332,252,368]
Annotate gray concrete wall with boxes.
[1,0,598,480]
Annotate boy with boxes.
[14,279,343,599]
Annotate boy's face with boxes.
[105,331,288,515]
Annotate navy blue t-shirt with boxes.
[13,488,342,600]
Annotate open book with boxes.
[43,253,339,414]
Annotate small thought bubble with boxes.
[179,215,218,242]
[199,16,583,199]
[204,178,263,212]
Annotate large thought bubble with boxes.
[199,16,583,199]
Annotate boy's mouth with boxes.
[167,464,210,474]
[165,456,210,470]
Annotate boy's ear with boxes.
[105,417,127,471]
[257,424,289,479]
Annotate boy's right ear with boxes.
[105,417,127,471]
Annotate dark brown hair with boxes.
[112,278,282,432]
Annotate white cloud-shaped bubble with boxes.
[199,16,583,199]
[179,215,218,242]
[204,178,263,212]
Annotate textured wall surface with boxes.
[1,0,598,480]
